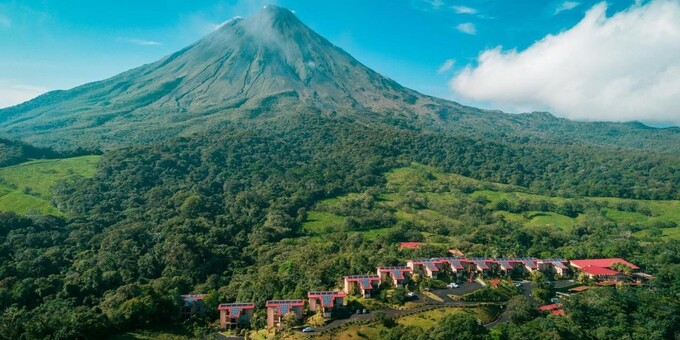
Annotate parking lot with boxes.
[428,281,485,302]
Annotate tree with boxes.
[610,262,633,275]
[281,311,299,330]
[419,313,488,340]
[375,311,395,328]
[505,296,539,324]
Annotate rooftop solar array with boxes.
[344,275,381,280]
[308,291,345,297]
[378,266,412,280]
[377,266,412,271]
[218,303,255,310]
[497,259,513,269]
[541,259,568,269]
[266,299,304,306]
[266,299,304,315]
[345,275,380,289]
[471,259,489,269]
[359,278,373,289]
[321,295,334,307]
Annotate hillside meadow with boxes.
[0,155,100,215]
[303,163,680,241]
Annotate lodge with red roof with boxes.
[377,266,413,287]
[218,303,255,329]
[538,303,565,316]
[308,291,346,318]
[210,256,645,332]
[265,300,305,329]
[570,258,640,282]
[343,274,381,298]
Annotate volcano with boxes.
[0,5,678,151]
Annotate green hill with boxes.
[303,163,680,241]
[0,155,100,215]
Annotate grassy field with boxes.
[302,163,680,240]
[0,155,100,215]
[315,306,496,340]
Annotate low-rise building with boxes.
[218,303,255,329]
[570,258,639,282]
[180,294,205,318]
[308,291,345,318]
[344,275,381,298]
[377,266,413,287]
[265,300,305,329]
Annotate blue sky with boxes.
[1,0,678,125]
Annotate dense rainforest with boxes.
[1,114,680,339]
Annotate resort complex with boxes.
[212,256,648,330]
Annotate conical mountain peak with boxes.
[0,5,436,149]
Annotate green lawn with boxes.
[303,211,345,234]
[0,155,100,215]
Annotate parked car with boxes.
[363,308,368,314]
[356,309,361,314]
[515,283,522,287]
[302,327,314,333]
[407,291,416,297]
[550,297,560,303]
[447,282,459,288]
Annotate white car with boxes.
[447,283,459,288]
[302,327,314,333]
[407,291,416,297]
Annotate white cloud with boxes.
[554,1,580,15]
[449,0,680,126]
[123,38,162,46]
[456,22,476,35]
[212,16,242,30]
[423,0,444,10]
[0,84,47,108]
[452,5,477,14]
[438,59,455,74]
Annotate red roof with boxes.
[399,242,422,250]
[538,304,562,311]
[552,310,566,316]
[570,258,639,270]
[581,266,620,276]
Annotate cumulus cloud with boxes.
[449,0,680,126]
[0,83,46,108]
[554,1,580,15]
[438,59,455,74]
[452,5,477,14]
[456,22,476,34]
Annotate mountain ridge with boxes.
[0,5,678,152]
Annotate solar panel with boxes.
[279,304,290,314]
[423,262,439,271]
[346,275,380,280]
[228,307,243,318]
